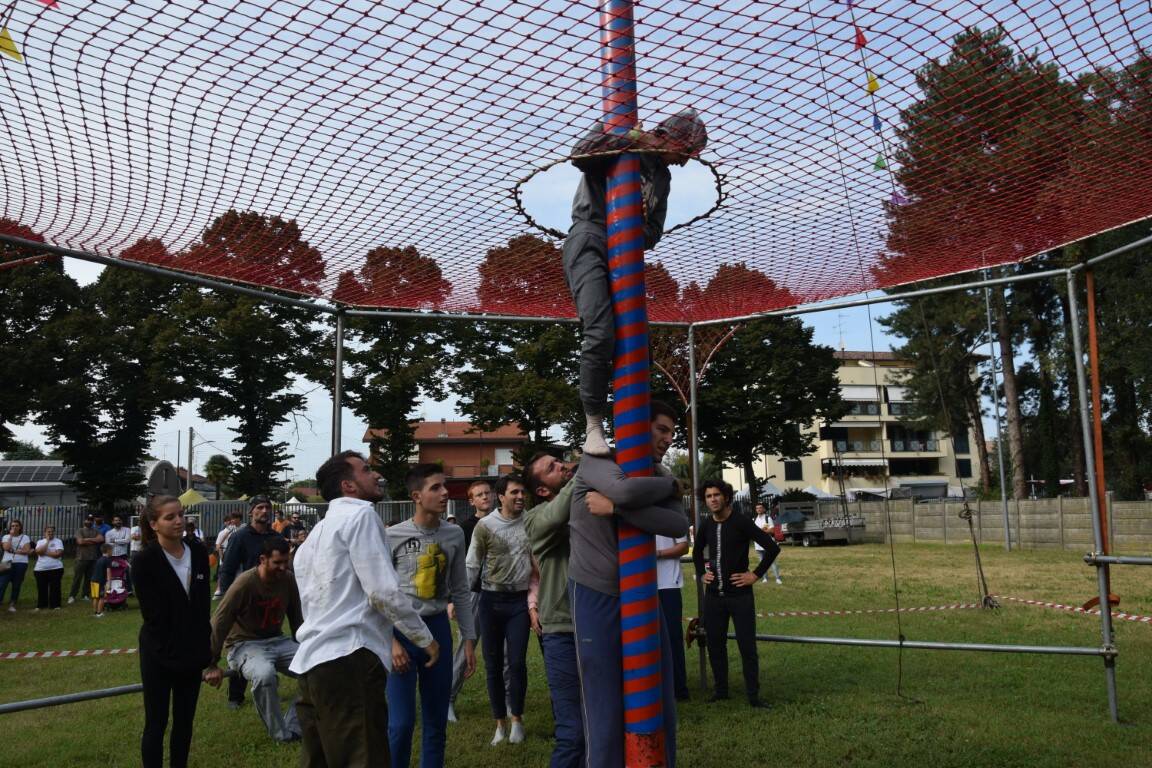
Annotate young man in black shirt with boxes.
[692,479,780,707]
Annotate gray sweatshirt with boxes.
[568,456,690,596]
[466,512,534,593]
[386,518,475,641]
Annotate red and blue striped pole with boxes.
[600,1,665,765]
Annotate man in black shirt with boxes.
[449,478,496,720]
[692,479,780,707]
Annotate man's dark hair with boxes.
[405,463,444,495]
[698,479,734,506]
[494,473,525,498]
[521,452,556,497]
[650,399,680,425]
[261,536,290,558]
[316,451,366,502]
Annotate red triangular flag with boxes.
[37,0,59,7]
[854,25,867,50]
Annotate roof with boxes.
[364,421,529,445]
[834,351,902,363]
[0,2,1147,324]
[0,461,77,485]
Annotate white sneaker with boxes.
[582,415,611,457]
[775,578,783,585]
[68,596,76,605]
[6,605,14,613]
[447,703,458,723]
[509,721,525,744]
[491,724,506,746]
[94,612,104,618]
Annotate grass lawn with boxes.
[2,543,1149,767]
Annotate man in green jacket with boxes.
[523,452,582,768]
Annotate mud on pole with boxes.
[600,0,665,765]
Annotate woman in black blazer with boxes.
[131,495,212,768]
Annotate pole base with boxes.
[1081,594,1121,610]
[625,731,666,768]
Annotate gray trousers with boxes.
[228,635,301,742]
[450,591,511,707]
[563,222,614,418]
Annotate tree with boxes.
[328,245,453,498]
[2,440,47,460]
[203,454,234,500]
[695,316,846,504]
[878,286,992,492]
[36,245,195,510]
[456,235,582,460]
[0,219,76,452]
[182,211,325,495]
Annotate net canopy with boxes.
[1,0,1149,323]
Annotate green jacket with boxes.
[523,480,575,634]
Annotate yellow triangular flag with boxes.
[0,27,24,63]
[866,72,879,94]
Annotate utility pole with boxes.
[187,427,195,495]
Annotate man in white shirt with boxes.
[105,515,131,557]
[290,450,440,767]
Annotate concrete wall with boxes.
[817,495,1151,553]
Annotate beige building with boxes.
[722,351,978,500]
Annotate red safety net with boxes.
[1,1,1149,323]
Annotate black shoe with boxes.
[748,698,769,708]
[707,692,729,703]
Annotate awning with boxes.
[886,386,910,402]
[825,458,888,467]
[841,385,880,401]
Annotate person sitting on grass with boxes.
[90,543,114,617]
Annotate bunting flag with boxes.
[854,25,866,50]
[37,0,59,7]
[0,27,23,63]
[891,191,909,206]
[873,153,887,170]
[866,72,879,93]
[872,114,882,132]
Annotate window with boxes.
[956,459,972,478]
[783,460,803,481]
[952,432,970,454]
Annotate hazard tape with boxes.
[1,648,138,660]
[754,603,982,619]
[992,595,1152,625]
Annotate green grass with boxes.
[2,544,1149,767]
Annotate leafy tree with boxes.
[36,243,195,510]
[2,440,48,460]
[878,286,992,492]
[456,235,582,461]
[0,220,77,452]
[183,211,325,495]
[329,245,453,498]
[696,315,846,504]
[203,454,234,500]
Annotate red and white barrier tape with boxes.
[1,648,137,660]
[755,603,981,619]
[992,595,1152,625]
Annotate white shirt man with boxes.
[105,516,132,557]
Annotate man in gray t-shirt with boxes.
[69,515,103,603]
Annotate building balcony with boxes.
[889,439,943,455]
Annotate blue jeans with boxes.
[570,580,676,768]
[387,611,452,768]
[478,590,529,719]
[0,562,28,606]
[541,632,585,768]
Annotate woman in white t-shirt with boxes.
[33,525,65,610]
[0,519,34,611]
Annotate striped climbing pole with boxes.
[600,1,665,765]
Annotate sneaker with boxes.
[775,578,783,585]
[447,703,458,723]
[228,700,243,711]
[509,721,525,744]
[68,596,76,605]
[707,692,729,703]
[491,724,506,746]
[94,612,104,618]
[53,607,61,611]
[6,605,14,613]
[748,697,769,709]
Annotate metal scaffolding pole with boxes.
[1064,268,1120,723]
[687,324,708,692]
[694,631,1113,657]
[331,311,345,454]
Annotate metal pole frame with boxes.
[331,311,345,454]
[983,281,1012,551]
[687,325,709,692]
[1065,268,1120,723]
[694,630,1114,657]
